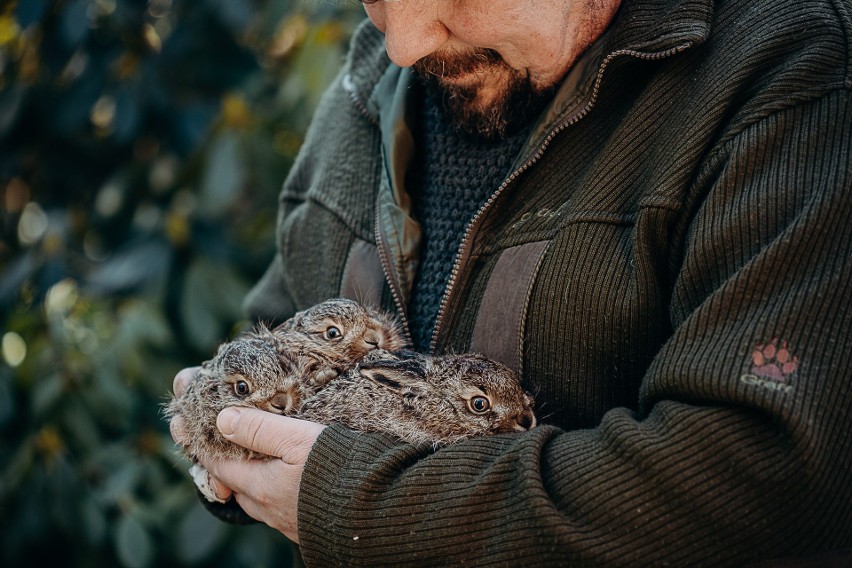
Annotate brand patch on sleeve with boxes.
[740,338,798,394]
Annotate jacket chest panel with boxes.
[447,205,676,430]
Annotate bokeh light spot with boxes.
[2,332,27,367]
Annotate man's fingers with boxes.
[201,458,302,541]
[216,407,325,464]
[170,413,190,445]
[198,408,314,543]
[207,473,233,502]
[205,456,299,498]
[173,366,200,398]
[170,366,200,445]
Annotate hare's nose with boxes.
[515,410,536,431]
[363,330,381,348]
[269,392,295,414]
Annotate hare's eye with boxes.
[323,326,342,340]
[468,396,491,414]
[234,380,250,397]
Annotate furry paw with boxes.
[189,463,228,504]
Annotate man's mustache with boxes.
[412,48,505,80]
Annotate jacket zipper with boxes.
[374,198,415,345]
[342,73,380,126]
[428,44,694,354]
[343,74,412,342]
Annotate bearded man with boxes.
[171,0,852,564]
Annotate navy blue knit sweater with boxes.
[406,81,531,351]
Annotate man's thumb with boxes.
[217,407,241,437]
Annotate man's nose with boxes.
[375,1,450,68]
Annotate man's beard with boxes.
[412,48,557,142]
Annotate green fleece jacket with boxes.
[243,0,852,565]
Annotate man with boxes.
[171,0,852,564]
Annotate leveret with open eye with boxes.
[300,350,538,447]
[278,297,409,393]
[163,330,309,505]
[165,334,306,461]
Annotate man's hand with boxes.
[169,367,199,447]
[169,367,326,543]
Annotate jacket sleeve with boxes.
[295,91,852,566]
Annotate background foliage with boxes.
[0,0,362,565]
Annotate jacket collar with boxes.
[343,0,715,318]
[343,0,715,125]
[605,0,714,54]
[521,0,714,164]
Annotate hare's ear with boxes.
[389,348,421,359]
[359,354,425,374]
[358,364,424,394]
[271,319,297,335]
[314,367,341,384]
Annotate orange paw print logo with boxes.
[751,339,798,381]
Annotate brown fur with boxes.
[165,299,536,502]
[301,349,537,447]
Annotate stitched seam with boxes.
[516,241,551,382]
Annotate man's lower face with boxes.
[413,48,556,142]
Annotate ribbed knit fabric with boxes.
[406,81,532,352]
[239,0,852,565]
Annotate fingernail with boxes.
[208,475,230,502]
[217,407,242,436]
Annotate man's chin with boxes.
[421,72,555,143]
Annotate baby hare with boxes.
[300,349,537,447]
[269,297,408,405]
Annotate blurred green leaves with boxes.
[180,257,251,351]
[0,0,363,565]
